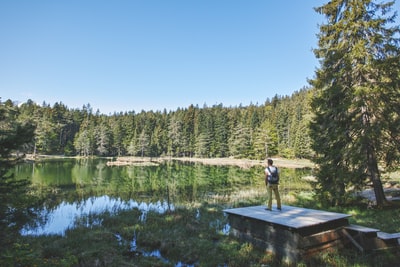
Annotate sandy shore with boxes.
[106,156,315,169]
[25,154,314,169]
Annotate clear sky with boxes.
[1,1,396,114]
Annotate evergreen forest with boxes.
[1,87,314,160]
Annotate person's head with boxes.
[267,159,273,166]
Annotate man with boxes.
[265,158,281,211]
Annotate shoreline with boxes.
[24,154,315,169]
[106,156,315,169]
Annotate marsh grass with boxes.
[6,198,400,267]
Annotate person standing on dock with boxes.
[265,159,281,211]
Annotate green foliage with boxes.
[310,0,400,206]
[0,99,39,254]
[0,100,35,158]
[2,89,315,160]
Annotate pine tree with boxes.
[310,0,400,206]
[0,99,36,249]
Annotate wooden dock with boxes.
[224,205,350,236]
[224,205,399,262]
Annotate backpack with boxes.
[267,166,279,184]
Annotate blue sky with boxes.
[1,1,396,114]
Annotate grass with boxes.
[4,197,400,267]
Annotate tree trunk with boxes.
[366,143,387,207]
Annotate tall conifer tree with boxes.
[310,0,400,206]
[0,100,36,249]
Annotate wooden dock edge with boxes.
[343,224,400,251]
[224,206,400,263]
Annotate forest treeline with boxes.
[1,87,313,160]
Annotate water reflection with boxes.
[21,196,174,236]
[15,159,312,237]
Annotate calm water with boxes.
[12,158,312,236]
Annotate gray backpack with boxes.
[267,167,279,184]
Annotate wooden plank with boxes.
[375,232,400,247]
[342,228,364,252]
[345,224,379,233]
[377,232,400,241]
[341,225,400,250]
[297,218,349,237]
[300,229,343,249]
[359,236,400,250]
[344,224,379,238]
[300,238,345,258]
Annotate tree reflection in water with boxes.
[21,196,174,236]
[15,159,311,237]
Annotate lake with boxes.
[12,158,312,236]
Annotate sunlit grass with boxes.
[5,197,400,267]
